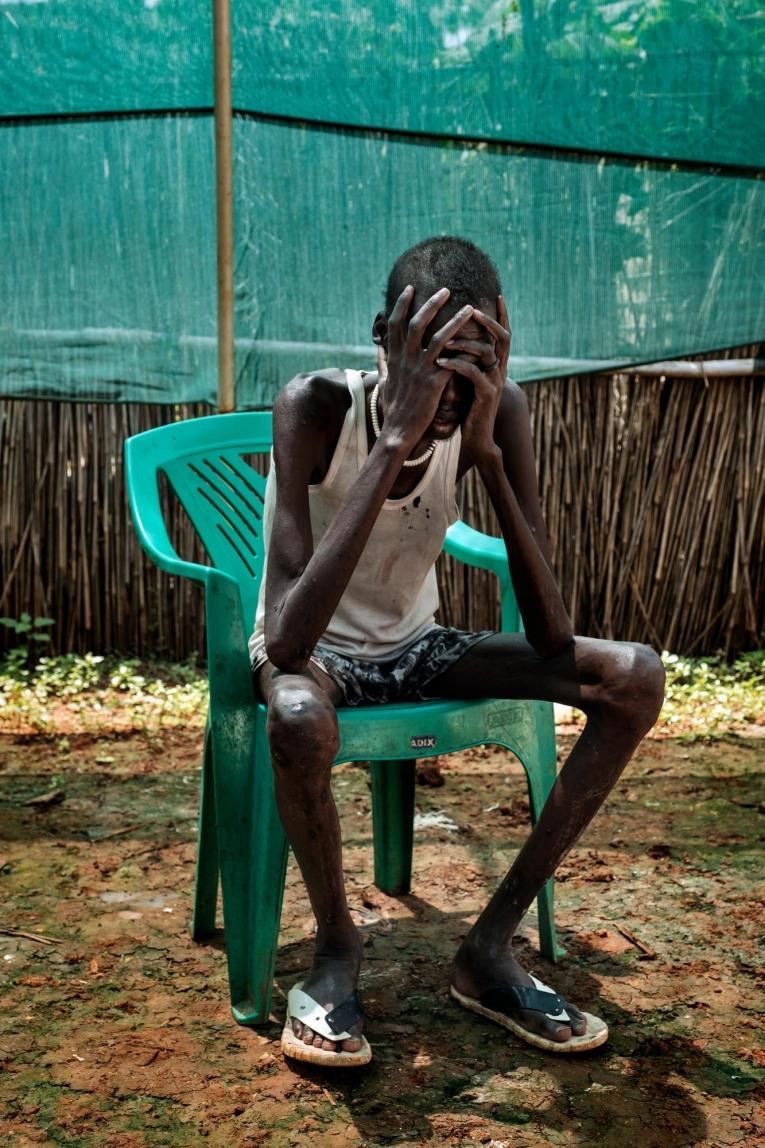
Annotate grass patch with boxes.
[0,653,208,736]
[0,647,762,740]
[660,649,765,739]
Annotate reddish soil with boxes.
[0,727,763,1147]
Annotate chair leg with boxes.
[532,699,559,799]
[527,700,566,962]
[370,759,416,895]
[213,717,289,1026]
[191,725,220,940]
[236,781,289,1028]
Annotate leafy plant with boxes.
[0,651,207,737]
[0,612,55,671]
[659,649,765,740]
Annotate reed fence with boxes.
[1,351,763,661]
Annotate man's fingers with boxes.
[472,308,510,348]
[387,285,414,355]
[473,307,511,374]
[497,293,511,336]
[406,287,452,345]
[436,356,494,390]
[390,284,414,322]
[444,338,498,367]
[425,306,475,361]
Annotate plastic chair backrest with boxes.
[125,408,525,635]
[126,412,272,625]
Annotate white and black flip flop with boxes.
[281,981,372,1067]
[451,973,608,1053]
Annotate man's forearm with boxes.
[477,448,574,657]
[265,432,410,672]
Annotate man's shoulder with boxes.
[498,377,528,416]
[492,377,531,436]
[272,370,357,476]
[274,368,353,425]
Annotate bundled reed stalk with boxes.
[0,402,209,662]
[1,348,763,661]
[439,346,765,655]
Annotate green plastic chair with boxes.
[125,411,563,1025]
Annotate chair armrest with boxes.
[443,520,510,582]
[125,438,213,588]
[125,437,256,720]
[443,520,523,633]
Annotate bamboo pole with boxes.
[600,358,765,378]
[213,0,235,413]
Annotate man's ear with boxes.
[372,311,388,349]
[372,312,389,382]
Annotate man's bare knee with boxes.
[267,680,340,768]
[592,642,665,734]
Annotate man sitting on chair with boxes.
[248,236,665,1066]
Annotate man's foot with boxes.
[451,937,588,1043]
[291,941,364,1054]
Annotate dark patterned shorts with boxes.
[301,625,494,707]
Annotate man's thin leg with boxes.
[424,633,665,1043]
[258,661,363,1054]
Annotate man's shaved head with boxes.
[385,236,502,315]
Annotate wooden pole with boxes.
[597,358,765,379]
[213,0,235,412]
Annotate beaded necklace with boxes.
[369,383,436,468]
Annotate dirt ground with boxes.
[1,725,763,1148]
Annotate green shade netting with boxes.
[5,1,763,166]
[1,1,764,405]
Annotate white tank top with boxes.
[249,369,461,664]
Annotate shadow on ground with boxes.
[0,729,763,1146]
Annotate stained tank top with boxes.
[249,369,461,664]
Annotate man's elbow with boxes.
[530,628,575,660]
[264,634,311,676]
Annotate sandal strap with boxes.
[325,994,364,1035]
[287,984,363,1041]
[480,983,570,1023]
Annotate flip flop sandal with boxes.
[281,981,372,1067]
[451,972,608,1054]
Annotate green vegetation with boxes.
[0,647,762,739]
[0,611,55,669]
[0,652,207,736]
[661,649,765,740]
